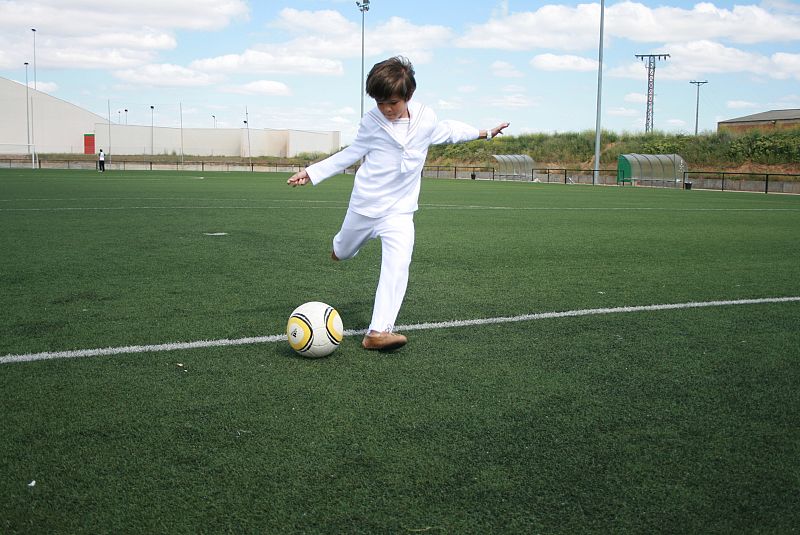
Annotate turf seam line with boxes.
[2,296,798,365]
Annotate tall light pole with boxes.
[690,80,708,135]
[592,0,605,185]
[31,28,37,90]
[356,0,370,117]
[124,108,128,125]
[24,62,30,153]
[244,107,252,168]
[150,105,154,155]
[212,114,216,128]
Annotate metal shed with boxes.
[617,153,687,188]
[492,154,535,181]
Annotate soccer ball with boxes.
[286,301,344,358]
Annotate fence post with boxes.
[765,174,769,194]
[721,172,725,191]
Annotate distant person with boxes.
[288,56,509,351]
[98,149,105,172]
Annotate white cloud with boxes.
[531,53,597,72]
[607,107,639,117]
[624,93,647,104]
[607,1,800,45]
[191,49,343,75]
[456,4,600,51]
[0,0,247,69]
[455,1,800,53]
[114,64,221,87]
[770,53,800,80]
[224,80,291,96]
[491,60,524,78]
[727,100,760,109]
[437,98,462,110]
[665,118,686,127]
[487,94,538,108]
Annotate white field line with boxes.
[2,296,798,365]
[2,204,798,213]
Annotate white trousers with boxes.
[333,210,415,333]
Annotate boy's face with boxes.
[376,95,409,121]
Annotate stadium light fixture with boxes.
[212,114,216,128]
[357,0,370,117]
[124,109,128,125]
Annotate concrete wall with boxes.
[0,76,340,157]
[0,76,107,154]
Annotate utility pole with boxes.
[635,53,669,132]
[689,80,708,135]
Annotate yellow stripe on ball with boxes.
[287,315,313,352]
[325,308,343,344]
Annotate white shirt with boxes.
[306,101,479,218]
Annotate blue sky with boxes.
[1,0,798,144]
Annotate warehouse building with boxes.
[0,76,340,157]
[717,109,800,133]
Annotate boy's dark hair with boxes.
[366,56,416,101]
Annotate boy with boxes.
[288,56,509,351]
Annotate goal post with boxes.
[0,143,37,169]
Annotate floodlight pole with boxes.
[31,28,37,90]
[357,0,370,117]
[124,108,128,125]
[690,80,708,135]
[212,114,216,128]
[244,107,252,168]
[592,0,605,185]
[24,62,30,154]
[635,53,669,132]
[150,105,154,155]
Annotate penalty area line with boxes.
[2,296,799,365]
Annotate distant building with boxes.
[0,76,340,157]
[717,109,800,134]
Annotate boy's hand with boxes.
[288,170,310,187]
[489,122,511,138]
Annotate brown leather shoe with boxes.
[362,331,408,351]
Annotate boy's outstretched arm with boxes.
[484,122,511,139]
[287,169,310,187]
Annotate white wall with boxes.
[0,76,106,154]
[0,75,341,157]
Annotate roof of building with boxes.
[718,109,800,124]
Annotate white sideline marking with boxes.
[2,296,798,365]
[2,205,798,213]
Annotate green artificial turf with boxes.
[1,168,799,533]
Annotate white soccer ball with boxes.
[286,301,344,358]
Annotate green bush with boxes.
[426,127,800,167]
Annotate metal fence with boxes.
[1,156,798,194]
